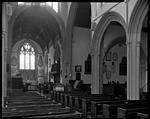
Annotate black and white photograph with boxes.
[2,1,149,118]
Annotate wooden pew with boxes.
[3,103,62,113]
[59,92,74,106]
[4,97,52,107]
[60,92,65,105]
[137,110,149,119]
[68,93,99,108]
[91,99,126,118]
[74,94,113,111]
[2,107,72,118]
[56,91,64,102]
[4,96,46,102]
[25,111,82,118]
[81,95,116,118]
[7,101,60,108]
[103,100,148,118]
[64,92,88,107]
[5,97,52,103]
[53,91,65,104]
[117,105,148,119]
[52,91,56,100]
[5,95,44,99]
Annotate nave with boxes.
[2,1,149,119]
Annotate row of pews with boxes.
[52,91,148,118]
[2,91,82,118]
[2,88,148,118]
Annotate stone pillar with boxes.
[134,40,141,99]
[2,3,8,107]
[91,50,100,94]
[99,52,103,94]
[127,34,140,100]
[60,55,63,84]
[127,40,132,100]
[2,31,5,108]
[91,51,95,94]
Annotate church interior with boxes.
[2,1,149,118]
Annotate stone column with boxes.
[60,55,63,84]
[99,52,103,94]
[91,50,95,94]
[2,31,8,105]
[127,40,132,100]
[91,50,100,94]
[2,3,8,107]
[134,40,141,99]
[127,34,140,100]
[2,31,5,107]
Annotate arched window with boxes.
[20,42,35,70]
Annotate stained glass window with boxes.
[20,42,35,70]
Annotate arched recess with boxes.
[91,11,127,94]
[65,2,91,83]
[7,4,65,87]
[127,0,148,100]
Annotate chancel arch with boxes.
[6,3,65,96]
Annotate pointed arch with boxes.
[91,11,127,94]
[127,0,148,100]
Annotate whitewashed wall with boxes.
[72,27,91,84]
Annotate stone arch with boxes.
[8,5,65,48]
[92,12,127,52]
[127,0,148,100]
[7,4,65,85]
[128,0,148,41]
[91,11,127,94]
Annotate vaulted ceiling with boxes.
[12,6,60,50]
